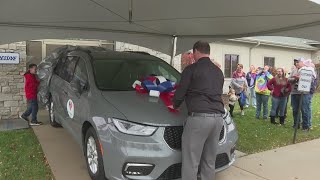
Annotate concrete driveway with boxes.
[33,110,320,180]
[33,110,90,180]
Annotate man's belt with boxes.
[188,112,223,117]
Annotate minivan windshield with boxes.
[93,59,181,91]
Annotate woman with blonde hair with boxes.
[267,68,292,125]
[245,65,257,108]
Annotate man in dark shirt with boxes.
[173,41,225,180]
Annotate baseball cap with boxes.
[294,57,305,62]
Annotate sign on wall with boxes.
[298,69,313,93]
[0,53,20,64]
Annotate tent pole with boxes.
[170,36,177,66]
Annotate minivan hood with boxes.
[101,91,187,126]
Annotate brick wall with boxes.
[0,42,27,120]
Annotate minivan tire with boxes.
[85,127,106,180]
[48,97,61,127]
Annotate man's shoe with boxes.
[20,115,29,122]
[279,116,285,125]
[30,121,43,126]
[241,111,245,116]
[270,116,278,124]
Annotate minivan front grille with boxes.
[157,163,181,180]
[164,125,225,150]
[215,153,230,169]
[157,153,230,179]
[163,126,183,150]
[219,125,226,142]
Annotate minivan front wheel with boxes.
[85,127,106,180]
[48,97,61,127]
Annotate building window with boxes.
[26,41,42,66]
[264,57,275,68]
[224,54,239,78]
[46,44,64,56]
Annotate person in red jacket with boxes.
[267,68,292,125]
[20,64,42,126]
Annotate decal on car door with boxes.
[67,99,75,119]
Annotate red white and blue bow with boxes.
[132,76,178,112]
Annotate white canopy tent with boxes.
[1,0,320,57]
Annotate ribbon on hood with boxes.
[132,76,179,112]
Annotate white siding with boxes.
[251,46,312,70]
[209,42,251,73]
[208,42,312,93]
[312,50,320,64]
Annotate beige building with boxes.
[206,37,319,93]
[0,37,319,120]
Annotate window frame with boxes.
[54,56,67,78]
[224,54,239,78]
[54,56,79,83]
[72,57,90,91]
[264,57,275,68]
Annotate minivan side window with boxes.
[73,58,89,90]
[55,56,79,82]
[54,56,67,77]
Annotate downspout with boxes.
[249,41,260,67]
[170,36,177,66]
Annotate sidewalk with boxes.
[33,110,320,180]
[230,139,320,180]
[32,110,90,180]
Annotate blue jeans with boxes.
[256,93,269,119]
[291,94,301,127]
[270,96,287,117]
[246,87,256,107]
[22,99,38,123]
[302,94,312,129]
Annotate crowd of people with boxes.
[228,58,318,131]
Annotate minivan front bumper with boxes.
[97,119,238,180]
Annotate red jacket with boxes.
[24,71,40,100]
[267,77,292,97]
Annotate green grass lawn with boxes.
[234,93,320,154]
[0,129,53,180]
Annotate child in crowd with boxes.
[243,83,250,100]
[228,88,238,117]
[20,64,42,126]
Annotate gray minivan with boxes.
[47,47,238,180]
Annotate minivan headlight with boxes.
[223,108,232,125]
[112,118,158,136]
